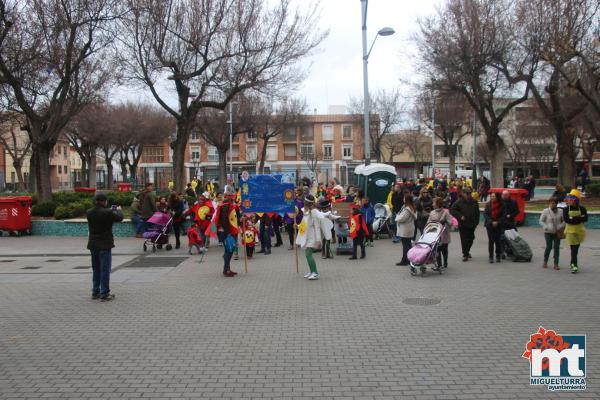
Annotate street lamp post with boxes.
[227,102,234,177]
[361,0,394,166]
[431,92,436,178]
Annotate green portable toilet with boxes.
[354,163,397,205]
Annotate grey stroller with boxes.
[372,203,393,239]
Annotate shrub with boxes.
[53,205,70,220]
[53,202,89,219]
[107,191,134,207]
[31,201,58,217]
[52,191,94,205]
[586,184,600,198]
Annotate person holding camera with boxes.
[86,193,123,301]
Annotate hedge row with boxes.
[28,191,135,219]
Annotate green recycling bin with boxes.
[354,163,397,205]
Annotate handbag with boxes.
[556,229,565,239]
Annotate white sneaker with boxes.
[304,272,313,278]
[308,273,320,280]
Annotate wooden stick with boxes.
[243,233,248,274]
[294,222,299,274]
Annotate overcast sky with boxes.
[116,0,439,114]
[297,0,439,113]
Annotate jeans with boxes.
[90,249,112,296]
[437,243,449,267]
[400,237,412,264]
[173,222,182,248]
[260,224,271,251]
[486,227,503,258]
[570,244,580,266]
[273,219,283,245]
[286,222,295,246]
[459,227,476,257]
[352,237,365,258]
[223,247,233,273]
[132,214,144,235]
[543,233,560,264]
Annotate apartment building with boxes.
[139,113,373,187]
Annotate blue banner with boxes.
[240,174,295,215]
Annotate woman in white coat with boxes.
[296,194,324,280]
[395,195,417,266]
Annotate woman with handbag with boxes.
[395,195,417,266]
[539,197,565,270]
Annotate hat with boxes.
[318,199,330,209]
[304,194,316,205]
[94,193,108,202]
[568,189,582,199]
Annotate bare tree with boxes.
[380,134,405,163]
[416,0,531,186]
[119,0,326,190]
[0,112,31,191]
[416,90,471,178]
[248,96,307,174]
[397,129,432,177]
[514,0,599,186]
[349,88,406,162]
[300,146,322,185]
[113,103,172,184]
[0,0,118,201]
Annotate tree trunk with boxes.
[88,155,97,188]
[28,151,37,193]
[448,146,456,179]
[119,158,128,182]
[556,128,577,188]
[13,160,25,191]
[129,163,137,184]
[258,137,269,174]
[172,118,192,192]
[106,159,114,190]
[218,148,227,186]
[80,157,88,187]
[35,143,53,202]
[488,142,506,188]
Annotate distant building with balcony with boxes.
[138,113,377,188]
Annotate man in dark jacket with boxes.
[139,182,157,232]
[501,190,519,230]
[451,188,480,261]
[86,193,124,301]
[218,196,238,277]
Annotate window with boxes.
[434,144,462,158]
[229,145,240,158]
[64,166,68,174]
[246,144,257,161]
[190,132,201,142]
[207,146,218,162]
[190,146,201,161]
[342,144,352,159]
[284,144,297,157]
[301,124,314,140]
[57,146,61,155]
[58,165,62,174]
[283,127,297,141]
[322,125,333,141]
[300,143,314,159]
[343,125,352,140]
[246,130,257,142]
[266,145,278,161]
[64,147,67,159]
[11,172,15,182]
[323,144,333,160]
[143,146,165,163]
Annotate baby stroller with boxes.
[143,212,173,252]
[372,203,393,239]
[407,222,446,276]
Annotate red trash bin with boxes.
[488,188,528,222]
[117,183,132,192]
[0,196,32,235]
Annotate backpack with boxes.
[504,230,533,262]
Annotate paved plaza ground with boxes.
[0,227,599,399]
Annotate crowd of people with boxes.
[85,174,589,301]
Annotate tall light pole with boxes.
[431,92,436,178]
[361,0,394,166]
[226,102,234,177]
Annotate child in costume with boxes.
[563,189,588,273]
[187,223,204,254]
[243,219,259,258]
[349,205,369,260]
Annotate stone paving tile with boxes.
[0,227,598,399]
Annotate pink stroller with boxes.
[407,222,446,276]
[143,212,173,252]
